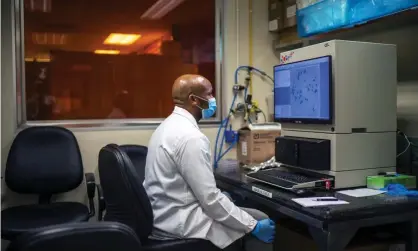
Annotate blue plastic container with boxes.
[349,0,418,24]
[297,0,350,37]
[297,0,418,37]
[380,0,418,16]
[349,0,383,24]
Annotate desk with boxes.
[215,166,418,251]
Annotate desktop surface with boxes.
[215,165,418,222]
[274,56,332,124]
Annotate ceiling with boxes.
[24,0,215,58]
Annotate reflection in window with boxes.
[23,0,216,120]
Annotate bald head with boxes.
[171,74,214,121]
[172,74,212,105]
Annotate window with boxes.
[18,0,221,124]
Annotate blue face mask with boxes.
[202,97,217,119]
[194,95,217,119]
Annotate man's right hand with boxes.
[251,219,276,243]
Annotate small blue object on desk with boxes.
[380,184,418,197]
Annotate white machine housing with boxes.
[279,40,397,188]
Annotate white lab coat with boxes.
[144,106,257,249]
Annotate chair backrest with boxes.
[119,144,148,182]
[5,126,83,198]
[6,222,142,251]
[98,144,153,243]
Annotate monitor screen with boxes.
[273,55,332,124]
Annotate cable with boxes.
[251,70,274,84]
[217,141,237,162]
[213,117,228,165]
[214,95,237,168]
[217,66,252,162]
[214,68,245,168]
[218,94,238,157]
[214,66,274,168]
[397,131,411,158]
[234,66,274,86]
[260,110,267,122]
[248,115,253,124]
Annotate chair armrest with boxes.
[97,184,106,221]
[85,173,96,218]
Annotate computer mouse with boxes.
[294,189,315,197]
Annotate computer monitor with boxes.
[274,55,332,124]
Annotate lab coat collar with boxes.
[173,106,199,128]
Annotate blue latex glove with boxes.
[251,219,276,243]
[380,184,418,197]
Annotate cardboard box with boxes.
[237,123,281,165]
[268,0,284,32]
[283,0,297,28]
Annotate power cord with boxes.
[258,109,267,122]
[397,130,411,158]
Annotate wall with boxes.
[0,0,279,206]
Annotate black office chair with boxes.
[6,222,141,251]
[96,144,147,221]
[98,144,220,251]
[1,126,96,241]
[119,144,148,182]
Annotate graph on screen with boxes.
[274,56,331,123]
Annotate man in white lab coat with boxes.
[144,74,275,250]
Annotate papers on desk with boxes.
[292,197,349,207]
[337,188,386,198]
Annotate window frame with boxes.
[12,0,225,129]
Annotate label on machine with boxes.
[252,186,273,198]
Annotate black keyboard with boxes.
[246,169,322,189]
[262,169,319,183]
[247,172,295,188]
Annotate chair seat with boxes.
[143,238,219,251]
[1,202,89,240]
